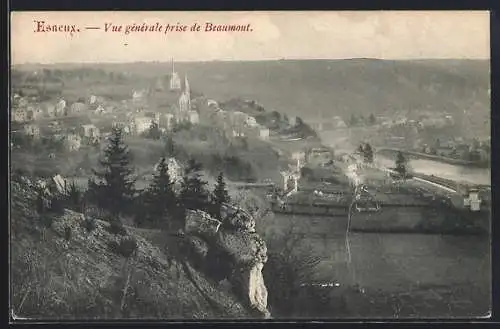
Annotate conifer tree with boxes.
[179,158,210,213]
[88,126,136,218]
[212,171,230,218]
[363,143,374,163]
[164,135,176,157]
[147,120,161,140]
[143,157,177,226]
[395,151,407,177]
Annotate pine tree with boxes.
[164,135,176,157]
[368,113,376,125]
[395,151,407,177]
[143,157,177,226]
[363,143,374,163]
[89,126,136,218]
[349,114,358,127]
[212,172,230,219]
[147,120,161,140]
[179,158,210,213]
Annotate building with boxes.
[12,109,28,122]
[332,116,347,128]
[289,116,298,127]
[162,113,176,130]
[65,134,82,151]
[280,170,300,193]
[207,99,218,108]
[55,99,66,116]
[68,102,88,115]
[245,116,258,127]
[23,124,41,138]
[133,116,153,135]
[291,151,307,164]
[89,95,97,104]
[178,92,191,114]
[169,58,181,91]
[188,110,200,124]
[26,106,44,121]
[42,103,57,117]
[80,124,100,138]
[463,189,482,212]
[259,127,270,140]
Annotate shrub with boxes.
[108,237,138,258]
[64,226,72,241]
[105,220,128,236]
[81,217,97,233]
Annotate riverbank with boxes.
[377,148,489,169]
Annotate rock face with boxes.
[184,208,270,318]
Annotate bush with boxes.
[105,220,128,236]
[81,217,97,233]
[108,237,138,258]
[64,226,72,241]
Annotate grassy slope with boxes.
[10,180,252,320]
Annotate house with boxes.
[89,95,97,104]
[56,99,66,116]
[42,103,57,117]
[80,124,100,138]
[12,109,28,122]
[132,90,146,101]
[291,151,307,164]
[207,99,218,108]
[259,127,270,140]
[94,104,105,114]
[112,122,131,135]
[187,110,200,124]
[463,188,482,211]
[280,170,300,194]
[245,116,258,127]
[68,102,88,115]
[162,113,176,130]
[289,116,298,127]
[27,106,44,121]
[23,124,41,138]
[144,112,160,125]
[65,134,82,151]
[331,116,347,128]
[133,116,153,135]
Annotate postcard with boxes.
[9,11,491,321]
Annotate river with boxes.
[375,156,491,186]
[266,213,491,317]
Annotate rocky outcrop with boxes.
[183,208,271,318]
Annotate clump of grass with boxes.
[108,237,138,258]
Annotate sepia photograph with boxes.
[9,11,491,320]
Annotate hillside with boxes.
[13,59,490,134]
[10,179,255,320]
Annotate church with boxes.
[168,58,197,125]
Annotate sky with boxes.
[11,11,490,64]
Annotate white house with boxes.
[188,110,200,124]
[289,116,298,127]
[69,102,88,115]
[89,95,97,104]
[65,134,82,151]
[12,109,28,122]
[133,116,153,135]
[259,127,270,140]
[56,99,66,116]
[23,124,41,138]
[162,113,176,130]
[245,116,258,127]
[80,124,100,138]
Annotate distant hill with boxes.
[13,59,490,134]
